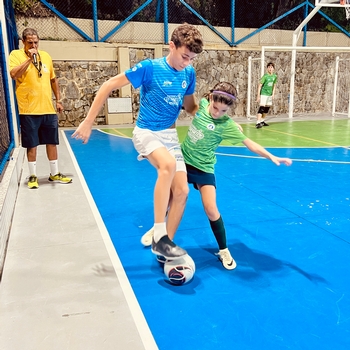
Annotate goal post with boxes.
[332,56,350,117]
[247,46,350,119]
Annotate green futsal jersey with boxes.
[260,73,277,96]
[181,98,247,174]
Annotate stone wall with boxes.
[55,47,350,127]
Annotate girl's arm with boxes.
[242,138,292,166]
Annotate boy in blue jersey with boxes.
[72,24,203,259]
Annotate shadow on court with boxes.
[201,242,328,285]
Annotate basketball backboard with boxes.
[315,0,350,7]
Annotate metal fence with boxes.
[13,0,350,45]
[0,0,17,177]
[0,30,11,176]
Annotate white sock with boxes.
[28,161,36,176]
[153,222,167,243]
[49,160,59,176]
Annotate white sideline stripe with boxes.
[62,131,158,350]
[96,129,350,150]
[215,152,350,164]
[97,128,130,138]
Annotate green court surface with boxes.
[101,119,350,148]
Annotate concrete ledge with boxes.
[0,147,25,277]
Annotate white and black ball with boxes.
[164,254,195,285]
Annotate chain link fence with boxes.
[12,1,350,46]
[0,0,16,177]
[0,51,11,176]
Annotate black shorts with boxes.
[20,114,59,148]
[186,163,216,190]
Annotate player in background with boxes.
[142,82,292,269]
[256,62,277,129]
[72,24,203,260]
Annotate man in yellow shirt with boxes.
[9,28,72,189]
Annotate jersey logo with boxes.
[164,93,182,106]
[42,64,49,73]
[188,124,204,143]
[163,80,172,87]
[132,63,142,72]
[207,123,215,131]
[182,81,187,89]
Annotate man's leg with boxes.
[27,146,37,167]
[46,144,72,183]
[27,147,39,189]
[46,144,58,161]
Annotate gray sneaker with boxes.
[151,236,187,259]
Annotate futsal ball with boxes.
[164,254,195,285]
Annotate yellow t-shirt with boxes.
[9,48,56,115]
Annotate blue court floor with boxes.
[65,125,350,350]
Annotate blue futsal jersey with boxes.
[125,57,196,131]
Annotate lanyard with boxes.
[33,53,42,78]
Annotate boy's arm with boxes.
[272,83,277,98]
[182,94,199,116]
[256,83,262,102]
[242,138,292,166]
[72,73,130,143]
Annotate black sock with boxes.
[209,216,227,250]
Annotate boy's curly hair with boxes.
[171,24,203,54]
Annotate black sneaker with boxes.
[261,121,269,126]
[256,123,263,129]
[151,235,187,259]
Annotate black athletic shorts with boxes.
[20,114,59,148]
[185,163,216,190]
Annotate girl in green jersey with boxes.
[181,82,291,269]
[142,82,292,270]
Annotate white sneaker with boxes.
[216,248,237,270]
[141,227,154,246]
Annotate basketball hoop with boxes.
[341,0,350,20]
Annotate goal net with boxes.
[247,46,350,119]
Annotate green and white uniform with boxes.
[181,98,247,175]
[260,73,277,97]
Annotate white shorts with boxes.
[132,125,186,172]
[260,95,273,106]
